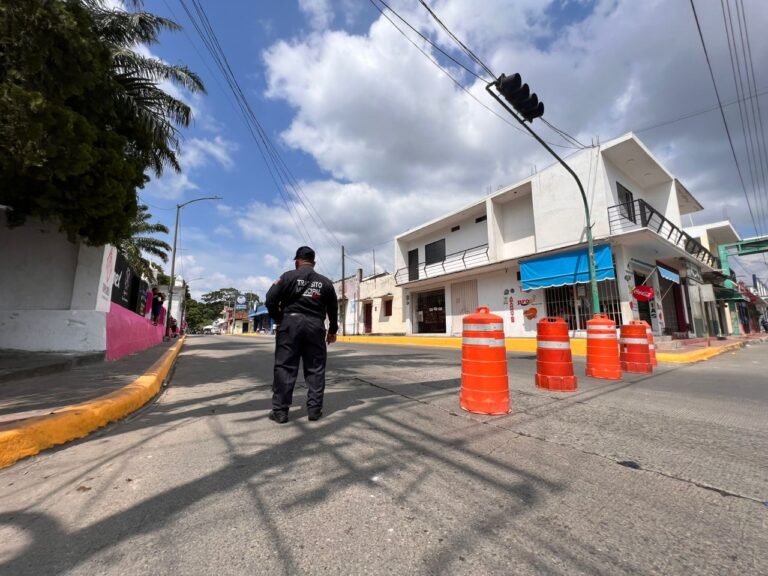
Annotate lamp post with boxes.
[165,196,222,339]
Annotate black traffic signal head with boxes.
[496,73,545,122]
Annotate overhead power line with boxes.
[415,0,587,151]
[175,0,348,270]
[369,0,582,150]
[689,0,760,237]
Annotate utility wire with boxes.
[414,0,587,151]
[722,0,765,235]
[738,0,768,264]
[417,0,495,80]
[375,0,488,82]
[689,0,759,237]
[736,0,768,237]
[368,0,581,150]
[177,0,349,268]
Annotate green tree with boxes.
[0,0,203,245]
[118,204,171,284]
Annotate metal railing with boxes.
[394,244,490,285]
[608,199,720,269]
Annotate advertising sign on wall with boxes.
[632,286,655,301]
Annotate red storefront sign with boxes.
[632,286,655,301]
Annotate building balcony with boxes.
[608,199,720,269]
[395,244,490,286]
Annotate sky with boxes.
[133,0,768,298]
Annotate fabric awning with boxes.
[714,287,746,302]
[520,244,615,290]
[658,267,680,284]
[249,305,269,318]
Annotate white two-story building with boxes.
[393,133,720,338]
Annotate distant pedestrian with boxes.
[151,287,165,326]
[265,246,338,423]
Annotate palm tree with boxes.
[84,0,206,175]
[118,204,172,283]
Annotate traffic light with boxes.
[496,73,545,122]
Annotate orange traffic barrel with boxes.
[586,314,621,380]
[631,320,658,367]
[619,323,653,373]
[460,307,510,415]
[535,317,577,391]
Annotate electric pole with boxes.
[341,245,346,336]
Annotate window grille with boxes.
[544,280,622,331]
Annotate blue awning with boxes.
[249,305,269,318]
[657,267,680,284]
[520,245,615,290]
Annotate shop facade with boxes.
[394,133,719,338]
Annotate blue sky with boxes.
[136,0,768,297]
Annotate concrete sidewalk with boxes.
[0,338,185,468]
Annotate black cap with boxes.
[294,246,315,262]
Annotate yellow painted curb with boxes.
[335,335,744,364]
[656,341,744,364]
[336,335,589,355]
[0,336,186,470]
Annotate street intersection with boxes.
[1,336,766,575]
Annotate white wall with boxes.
[0,310,106,352]
[532,147,612,251]
[395,213,489,270]
[0,219,79,309]
[476,268,544,336]
[357,274,406,334]
[0,218,111,352]
[498,193,536,259]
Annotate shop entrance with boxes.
[416,289,446,334]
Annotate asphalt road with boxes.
[1,335,766,575]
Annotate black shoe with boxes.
[308,409,322,421]
[268,410,288,424]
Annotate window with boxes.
[451,225,460,232]
[617,182,636,222]
[384,299,393,317]
[425,239,446,265]
[475,215,487,223]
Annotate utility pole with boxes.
[486,74,600,314]
[373,249,376,276]
[341,245,346,336]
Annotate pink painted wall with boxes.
[106,301,165,361]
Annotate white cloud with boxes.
[298,0,334,31]
[264,253,281,269]
[144,135,237,200]
[255,0,768,271]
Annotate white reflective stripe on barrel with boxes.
[649,344,656,349]
[620,338,648,345]
[587,333,617,339]
[537,340,571,349]
[463,323,503,332]
[463,337,506,347]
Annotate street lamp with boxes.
[486,74,601,314]
[165,196,222,339]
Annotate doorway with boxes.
[416,289,446,334]
[363,302,373,334]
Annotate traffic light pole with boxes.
[485,83,601,315]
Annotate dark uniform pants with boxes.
[272,313,327,413]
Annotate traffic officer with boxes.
[265,246,338,423]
